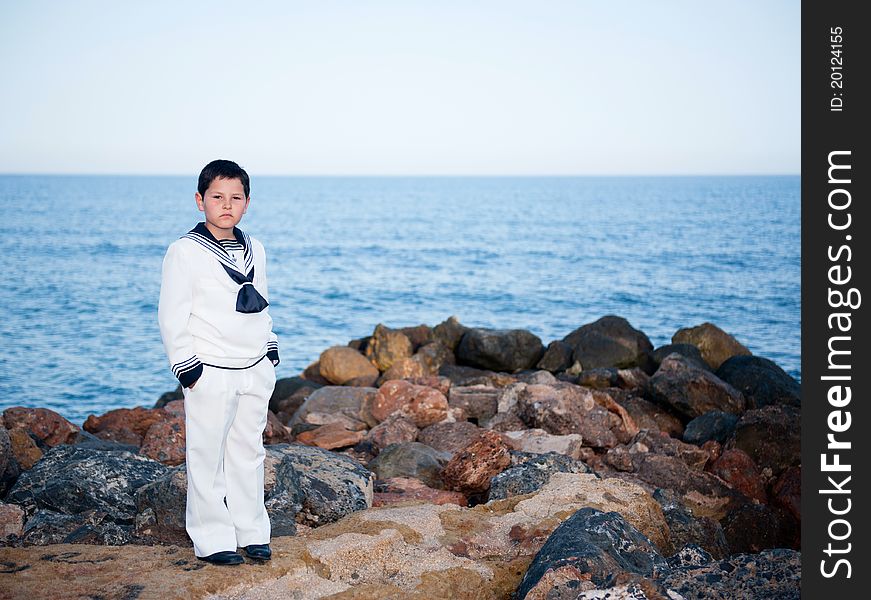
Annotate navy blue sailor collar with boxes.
[183,222,253,276]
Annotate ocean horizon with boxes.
[0,174,800,424]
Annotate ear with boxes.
[243,196,251,213]
[195,192,205,213]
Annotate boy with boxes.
[158,159,279,565]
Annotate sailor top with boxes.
[158,223,280,388]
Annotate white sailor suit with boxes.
[158,222,278,557]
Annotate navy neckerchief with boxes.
[182,222,269,314]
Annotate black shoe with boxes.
[197,550,244,565]
[241,544,272,560]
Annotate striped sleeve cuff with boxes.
[172,356,203,388]
[266,341,279,366]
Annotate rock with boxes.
[432,315,470,351]
[82,406,165,446]
[456,328,545,372]
[658,548,800,600]
[651,343,710,371]
[318,346,380,385]
[0,428,20,497]
[365,323,414,371]
[267,444,374,527]
[69,430,139,452]
[771,466,800,522]
[367,442,447,489]
[6,446,168,523]
[616,368,651,392]
[398,324,435,350]
[269,376,322,423]
[516,383,623,448]
[489,452,592,500]
[404,375,452,396]
[263,410,293,445]
[618,396,684,438]
[515,370,559,386]
[0,501,25,539]
[732,405,800,476]
[301,359,332,386]
[562,316,654,371]
[649,354,745,419]
[515,508,670,597]
[373,477,467,507]
[363,380,448,428]
[6,426,43,470]
[447,385,499,423]
[683,411,739,445]
[378,355,428,382]
[154,384,183,408]
[501,429,585,460]
[536,340,574,372]
[139,413,186,466]
[417,421,483,457]
[576,368,619,388]
[133,465,188,545]
[441,431,512,495]
[632,430,710,470]
[365,414,419,450]
[653,489,729,559]
[485,412,527,432]
[707,449,767,503]
[438,363,517,388]
[672,322,751,370]
[721,502,798,553]
[291,385,376,426]
[296,422,365,450]
[2,407,80,447]
[715,355,800,409]
[303,411,368,431]
[21,508,133,546]
[414,341,456,374]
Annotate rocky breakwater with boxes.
[0,315,801,599]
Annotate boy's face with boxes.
[195,177,250,239]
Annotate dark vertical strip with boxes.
[802,1,869,595]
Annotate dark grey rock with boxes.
[437,364,506,387]
[22,508,133,546]
[652,343,710,371]
[649,353,745,419]
[733,405,800,476]
[667,543,713,569]
[562,316,654,372]
[1,426,21,498]
[133,465,189,545]
[70,430,139,452]
[456,328,545,373]
[447,385,498,423]
[489,451,592,500]
[269,376,323,416]
[264,453,302,536]
[658,548,800,599]
[683,411,739,445]
[721,502,799,554]
[515,507,669,598]
[575,368,619,389]
[367,442,447,489]
[716,355,800,409]
[432,315,470,352]
[154,385,183,409]
[653,488,729,559]
[536,340,574,372]
[6,445,168,525]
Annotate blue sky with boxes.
[0,1,800,175]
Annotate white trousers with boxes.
[182,356,275,557]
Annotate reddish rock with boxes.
[373,477,467,507]
[516,383,623,448]
[82,406,164,446]
[418,421,483,457]
[771,466,801,521]
[701,440,723,463]
[708,448,767,503]
[3,407,80,447]
[378,356,427,382]
[649,353,746,419]
[162,400,185,417]
[0,501,25,539]
[295,422,364,450]
[366,414,419,450]
[632,430,710,471]
[365,380,448,428]
[140,415,186,466]
[618,396,684,438]
[7,427,43,469]
[441,430,512,494]
[404,375,452,396]
[263,410,293,445]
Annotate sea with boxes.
[0,175,800,425]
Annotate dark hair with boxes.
[197,159,250,198]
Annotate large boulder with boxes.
[364,324,414,371]
[515,507,670,598]
[715,355,800,409]
[672,322,751,370]
[649,354,745,419]
[732,405,800,476]
[562,316,654,371]
[133,465,189,544]
[456,328,545,372]
[432,315,470,351]
[3,407,80,448]
[536,340,574,372]
[318,346,380,385]
[683,411,739,445]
